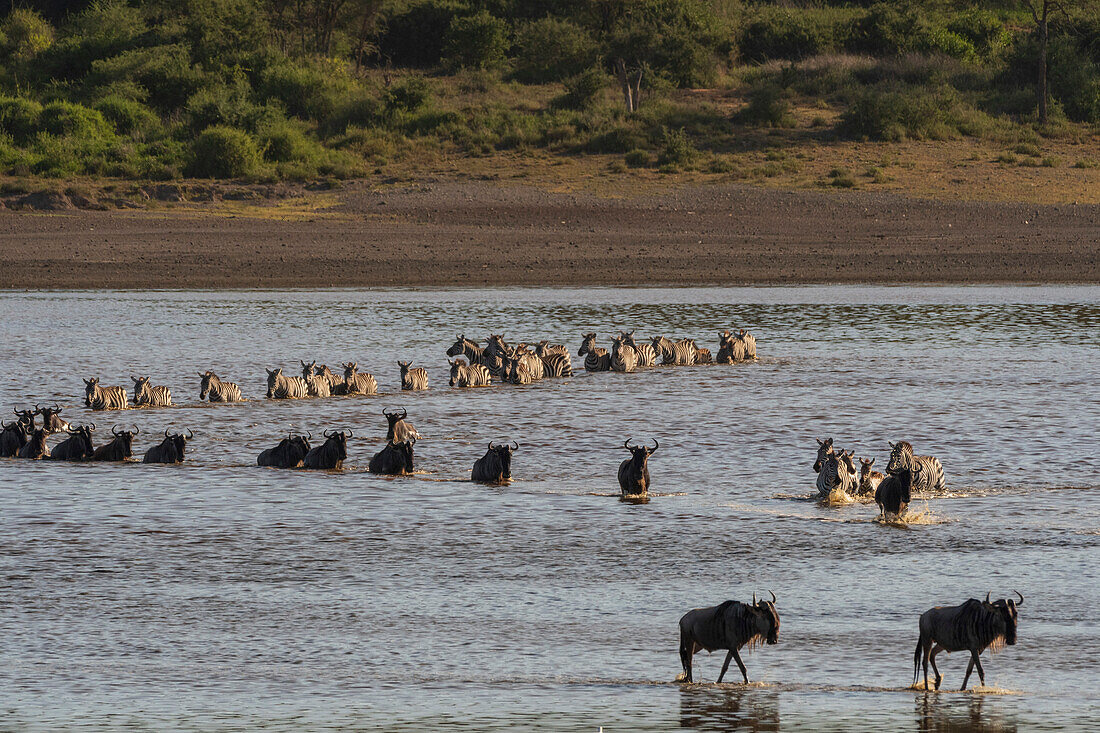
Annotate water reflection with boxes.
[679,686,780,731]
[916,694,1017,733]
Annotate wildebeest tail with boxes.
[913,634,924,686]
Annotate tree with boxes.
[1024,0,1064,124]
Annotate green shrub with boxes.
[379,0,467,68]
[323,95,384,136]
[657,126,696,168]
[829,167,856,187]
[607,0,722,87]
[186,78,270,132]
[513,17,597,83]
[89,44,205,113]
[385,76,432,113]
[0,96,44,143]
[257,121,312,162]
[94,95,161,137]
[187,125,262,177]
[553,66,607,110]
[926,30,977,62]
[624,149,651,168]
[850,3,930,56]
[740,84,796,128]
[259,61,357,120]
[586,125,645,154]
[839,85,980,141]
[946,10,1011,61]
[1,9,53,61]
[444,11,508,70]
[739,9,843,62]
[39,101,115,141]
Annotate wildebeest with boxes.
[300,361,332,397]
[131,376,173,407]
[91,424,138,462]
[17,428,49,459]
[302,429,350,469]
[620,330,656,368]
[886,440,946,494]
[398,361,429,390]
[0,407,36,457]
[340,362,378,395]
[717,331,747,364]
[266,367,309,399]
[84,377,128,411]
[143,428,191,464]
[858,457,884,495]
[471,441,517,483]
[199,371,244,402]
[578,333,611,372]
[36,403,70,434]
[369,439,415,475]
[677,592,780,684]
[49,423,96,461]
[383,407,420,443]
[914,591,1023,691]
[814,439,855,499]
[257,432,312,468]
[610,335,638,373]
[651,336,696,366]
[618,438,658,497]
[449,358,492,387]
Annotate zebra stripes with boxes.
[341,362,378,395]
[816,447,856,499]
[399,361,429,390]
[83,378,128,411]
[887,441,946,494]
[717,331,747,363]
[693,344,713,364]
[449,358,492,387]
[131,376,172,407]
[651,336,696,366]
[200,371,243,402]
[266,368,310,399]
[539,352,573,377]
[611,336,638,373]
[620,331,656,367]
[578,333,611,372]
[301,361,332,397]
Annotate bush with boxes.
[259,61,357,120]
[607,0,722,87]
[624,149,651,168]
[513,17,597,83]
[93,96,161,137]
[739,9,846,63]
[947,10,1011,61]
[657,126,696,168]
[839,85,983,141]
[1,9,53,62]
[553,66,607,110]
[89,44,205,113]
[925,30,977,63]
[385,76,432,113]
[379,0,467,68]
[187,125,262,177]
[39,102,115,142]
[0,96,44,143]
[739,84,796,128]
[444,11,508,70]
[850,3,930,57]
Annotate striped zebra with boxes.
[266,367,309,399]
[484,334,512,379]
[858,457,885,496]
[399,361,429,390]
[620,331,656,367]
[651,336,696,365]
[717,331,747,364]
[83,377,128,411]
[814,439,855,499]
[448,358,492,387]
[504,348,544,383]
[886,441,946,494]
[738,329,758,360]
[313,364,345,395]
[610,335,638,373]
[540,351,573,377]
[446,336,488,367]
[131,375,172,407]
[199,370,244,402]
[534,341,568,358]
[693,342,713,364]
[577,333,611,372]
[300,360,331,397]
[341,362,378,395]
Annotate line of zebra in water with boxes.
[814,437,947,519]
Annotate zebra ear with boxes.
[889,441,896,449]
[816,438,824,446]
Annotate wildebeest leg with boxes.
[961,654,976,691]
[720,648,749,684]
[929,644,945,690]
[972,650,986,688]
[717,650,734,683]
[678,634,694,683]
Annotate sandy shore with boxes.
[1,182,1096,288]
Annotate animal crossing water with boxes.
[0,286,1097,731]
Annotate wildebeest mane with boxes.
[958,598,1008,653]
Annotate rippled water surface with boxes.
[1,286,1098,731]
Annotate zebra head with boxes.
[886,441,915,474]
[265,368,283,398]
[578,333,598,357]
[341,362,358,379]
[838,449,856,476]
[83,377,100,405]
[813,438,835,472]
[300,360,316,380]
[199,371,216,399]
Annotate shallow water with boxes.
[0,285,1098,731]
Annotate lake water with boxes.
[0,286,1097,731]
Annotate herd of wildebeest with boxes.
[2,327,1021,690]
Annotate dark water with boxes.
[0,286,1098,731]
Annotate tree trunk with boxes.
[1038,9,1049,124]
[614,58,643,113]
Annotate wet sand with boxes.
[1,182,1096,288]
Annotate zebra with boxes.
[886,441,946,494]
[83,377,128,411]
[341,362,378,395]
[693,342,713,364]
[398,361,429,391]
[738,329,758,360]
[539,351,573,377]
[446,336,488,367]
[578,333,611,372]
[313,364,345,395]
[199,371,244,402]
[300,360,331,397]
[610,335,638,373]
[858,457,885,496]
[817,447,856,500]
[131,376,172,407]
[502,350,539,385]
[484,334,512,379]
[620,330,656,367]
[717,331,747,364]
[448,358,492,387]
[266,368,309,399]
[651,336,696,365]
[534,341,568,358]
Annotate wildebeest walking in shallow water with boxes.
[914,592,1023,691]
[199,371,244,402]
[472,441,517,483]
[618,438,658,498]
[383,408,420,443]
[84,378,128,411]
[678,592,780,684]
[143,428,191,464]
[16,428,49,459]
[369,439,415,475]
[0,408,35,457]
[302,430,349,469]
[49,424,95,461]
[257,433,312,468]
[91,425,138,461]
[131,376,172,407]
[36,404,70,434]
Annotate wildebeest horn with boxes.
[164,428,171,438]
[985,591,991,603]
[511,441,518,450]
[132,425,139,435]
[324,429,334,438]
[623,439,633,449]
[53,403,60,412]
[769,590,776,603]
[131,375,138,383]
[488,442,495,450]
[186,429,193,439]
[650,438,659,452]
[1014,590,1023,606]
[753,592,757,605]
[112,425,121,436]
[89,423,96,431]
[344,429,353,439]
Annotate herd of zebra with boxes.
[814,437,947,520]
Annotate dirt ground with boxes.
[0,181,1096,288]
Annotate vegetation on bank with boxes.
[0,0,1097,184]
